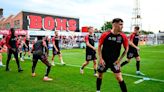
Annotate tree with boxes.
[101,21,112,32]
[124,31,131,34]
[140,30,154,34]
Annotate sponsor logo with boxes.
[116,36,122,43]
[27,15,78,31]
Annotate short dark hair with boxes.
[134,26,140,30]
[112,18,123,23]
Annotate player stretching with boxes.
[31,36,53,81]
[96,18,128,92]
[121,26,144,75]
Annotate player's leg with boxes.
[121,58,131,67]
[111,65,127,92]
[135,56,144,75]
[51,54,56,66]
[80,61,89,74]
[96,63,108,92]
[58,52,65,65]
[32,55,38,77]
[22,46,25,60]
[6,49,12,71]
[19,47,24,61]
[40,54,52,81]
[114,72,127,92]
[51,48,56,66]
[27,46,31,58]
[0,53,5,67]
[93,59,98,76]
[96,72,103,92]
[19,51,24,61]
[80,53,91,74]
[23,49,27,57]
[13,50,23,72]
[136,56,140,71]
[121,51,133,67]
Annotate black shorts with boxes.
[86,52,97,61]
[52,48,61,55]
[33,54,51,66]
[97,62,121,73]
[23,46,30,52]
[127,49,139,59]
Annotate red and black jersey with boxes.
[99,31,128,64]
[6,35,19,49]
[33,40,44,54]
[129,32,139,50]
[85,34,95,53]
[52,36,60,49]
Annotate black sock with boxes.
[94,69,97,74]
[136,61,140,71]
[15,58,21,69]
[96,78,102,91]
[119,80,127,92]
[45,66,51,76]
[20,53,22,58]
[121,61,128,67]
[81,66,84,69]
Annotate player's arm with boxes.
[129,40,139,50]
[129,34,140,50]
[85,36,96,51]
[86,41,96,51]
[43,40,49,55]
[31,44,34,53]
[42,40,47,48]
[115,35,129,64]
[31,40,36,53]
[52,39,59,52]
[98,33,107,67]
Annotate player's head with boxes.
[10,28,15,35]
[134,26,140,33]
[112,18,123,32]
[88,26,94,34]
[55,31,59,36]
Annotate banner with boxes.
[22,11,80,32]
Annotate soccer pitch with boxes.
[0,45,164,92]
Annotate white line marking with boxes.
[134,79,144,84]
[55,63,164,83]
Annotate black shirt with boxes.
[99,31,128,64]
[9,35,17,48]
[85,34,95,54]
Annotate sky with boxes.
[0,0,164,33]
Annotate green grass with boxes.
[0,45,164,92]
